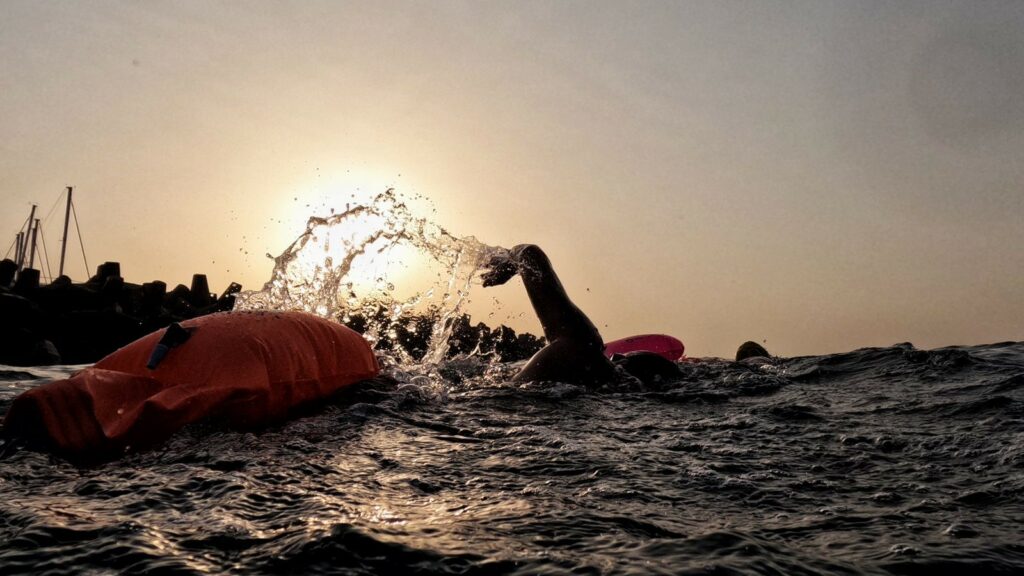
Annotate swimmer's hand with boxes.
[481,249,518,287]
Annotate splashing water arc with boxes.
[235,189,504,365]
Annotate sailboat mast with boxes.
[15,232,24,268]
[16,204,37,270]
[59,186,72,277]
[28,218,40,270]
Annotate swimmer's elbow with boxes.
[512,244,545,261]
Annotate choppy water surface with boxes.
[2,342,1023,575]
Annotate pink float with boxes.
[603,334,685,361]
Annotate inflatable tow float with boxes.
[2,311,379,460]
[604,334,685,361]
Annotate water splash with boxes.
[235,189,503,368]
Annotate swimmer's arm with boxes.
[481,244,594,343]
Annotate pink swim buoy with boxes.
[603,334,685,361]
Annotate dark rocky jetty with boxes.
[341,305,545,363]
[0,260,240,366]
[0,259,545,367]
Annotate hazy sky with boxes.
[2,1,1022,357]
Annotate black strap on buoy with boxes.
[146,323,193,369]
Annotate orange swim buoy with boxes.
[3,311,379,459]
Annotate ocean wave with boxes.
[2,341,1023,574]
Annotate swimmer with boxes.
[481,244,770,384]
[482,244,616,384]
[482,244,683,385]
[735,341,771,362]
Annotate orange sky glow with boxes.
[3,1,1023,357]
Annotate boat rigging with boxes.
[5,186,89,284]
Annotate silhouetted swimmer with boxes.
[482,244,618,385]
[735,341,771,361]
[481,244,766,384]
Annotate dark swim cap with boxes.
[735,341,770,361]
[613,351,682,384]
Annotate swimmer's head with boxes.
[735,341,770,361]
[612,351,682,385]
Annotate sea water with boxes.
[1,192,1023,575]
